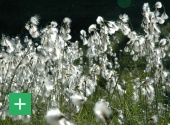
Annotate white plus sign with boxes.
[14,98,26,110]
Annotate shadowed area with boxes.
[0,0,169,40]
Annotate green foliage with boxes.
[160,22,170,37]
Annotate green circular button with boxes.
[117,0,132,8]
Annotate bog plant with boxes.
[0,1,170,125]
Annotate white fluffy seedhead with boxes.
[45,108,65,125]
[94,99,112,125]
[150,115,158,123]
[30,15,40,25]
[63,17,71,24]
[155,2,162,9]
[96,16,104,25]
[119,14,129,23]
[80,30,87,37]
[50,21,58,27]
[70,94,87,106]
[143,3,150,12]
[88,24,97,33]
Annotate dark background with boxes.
[0,0,169,40]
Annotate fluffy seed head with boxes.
[63,17,71,24]
[45,108,65,125]
[96,16,104,25]
[119,14,129,23]
[70,94,87,107]
[150,115,158,123]
[94,99,112,125]
[155,2,162,9]
[30,15,40,25]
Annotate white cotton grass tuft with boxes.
[96,16,104,25]
[25,23,30,30]
[94,99,112,125]
[132,55,138,61]
[119,14,129,23]
[88,24,97,33]
[80,30,88,45]
[159,38,166,46]
[107,21,119,34]
[80,30,86,37]
[150,115,158,123]
[157,17,165,24]
[30,15,40,25]
[70,94,87,106]
[161,12,169,20]
[143,3,150,12]
[70,94,87,112]
[155,2,162,9]
[25,16,40,38]
[50,21,58,27]
[45,108,74,125]
[63,17,71,24]
[45,108,65,125]
[141,77,155,104]
[30,30,40,38]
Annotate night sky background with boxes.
[0,0,169,40]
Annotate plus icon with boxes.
[9,93,31,115]
[14,98,26,110]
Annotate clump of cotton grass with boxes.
[0,1,170,124]
[70,94,87,112]
[133,77,155,104]
[142,82,155,105]
[124,1,168,64]
[45,108,74,125]
[25,15,40,38]
[123,2,169,105]
[0,14,83,123]
[149,115,158,123]
[94,99,112,125]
